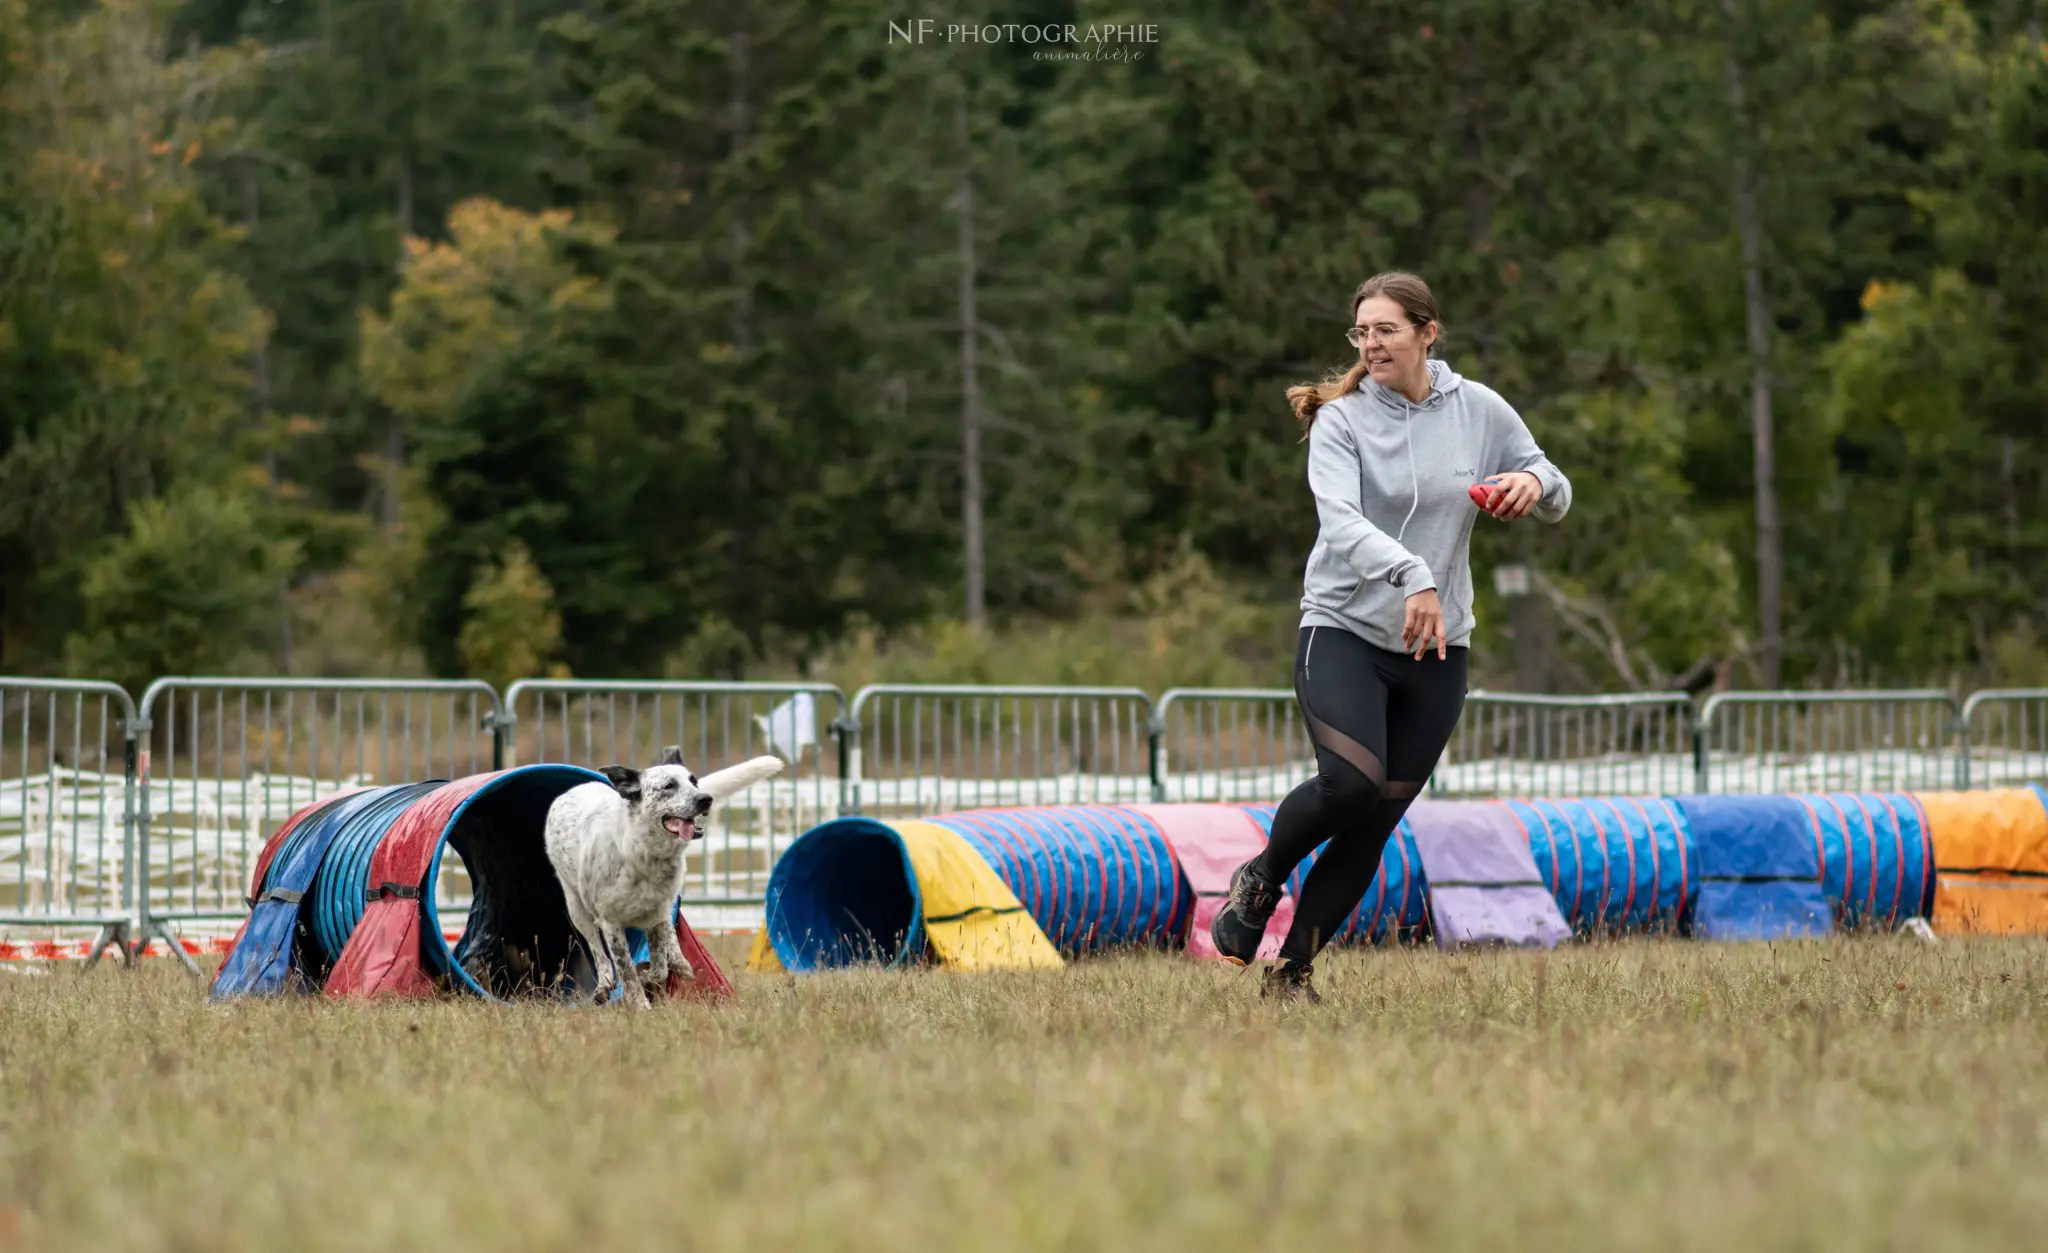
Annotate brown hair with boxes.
[1285,271,1442,436]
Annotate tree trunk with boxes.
[1508,539,1549,692]
[248,169,292,672]
[727,20,761,644]
[1722,0,1782,686]
[2003,433,2018,547]
[1460,23,1494,259]
[383,158,414,532]
[955,91,985,624]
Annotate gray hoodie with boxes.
[1298,358,1570,654]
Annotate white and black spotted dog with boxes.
[544,745,784,1007]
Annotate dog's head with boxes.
[599,745,710,842]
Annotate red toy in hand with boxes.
[1468,479,1503,510]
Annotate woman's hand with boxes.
[1479,470,1544,520]
[1403,588,1447,660]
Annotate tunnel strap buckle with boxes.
[255,888,304,905]
[369,882,423,901]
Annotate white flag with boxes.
[755,691,817,763]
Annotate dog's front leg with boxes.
[582,926,623,1005]
[600,922,652,1010]
[646,914,692,992]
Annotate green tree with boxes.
[509,0,986,671]
[0,0,271,673]
[184,0,554,539]
[822,4,1156,625]
[64,483,299,692]
[1823,31,2048,681]
[456,539,566,692]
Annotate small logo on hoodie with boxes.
[1451,468,1476,478]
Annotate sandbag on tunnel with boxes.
[211,786,393,999]
[1671,795,1832,941]
[1918,786,2048,935]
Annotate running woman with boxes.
[1212,271,1573,1000]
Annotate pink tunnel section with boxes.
[1123,804,1295,963]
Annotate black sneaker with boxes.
[1260,959,1321,1003]
[1210,858,1283,966]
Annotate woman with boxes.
[1212,271,1572,1000]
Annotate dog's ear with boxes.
[599,765,642,802]
[657,744,685,767]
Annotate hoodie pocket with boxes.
[1306,550,1364,613]
[1438,556,1468,638]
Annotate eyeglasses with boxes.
[1346,321,1421,348]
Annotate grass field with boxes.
[4,935,2048,1252]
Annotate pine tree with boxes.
[0,1,272,672]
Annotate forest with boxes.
[2,0,2045,698]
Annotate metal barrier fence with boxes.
[1148,689,1308,803]
[11,672,2048,971]
[1695,690,1959,795]
[841,685,1154,820]
[1441,692,1698,798]
[1148,689,1698,803]
[0,679,138,965]
[132,677,502,970]
[500,680,844,904]
[1959,689,2048,791]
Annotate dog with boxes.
[544,744,785,1007]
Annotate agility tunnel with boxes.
[760,806,1189,971]
[757,801,1430,972]
[1797,793,1934,930]
[752,789,2043,974]
[213,766,734,1003]
[1504,797,1694,935]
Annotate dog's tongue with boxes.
[663,816,688,838]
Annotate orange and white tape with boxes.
[3,926,757,963]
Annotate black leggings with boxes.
[1257,625,1467,963]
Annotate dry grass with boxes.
[4,935,2048,1252]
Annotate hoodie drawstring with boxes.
[1396,403,1420,545]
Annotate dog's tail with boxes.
[700,755,786,800]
